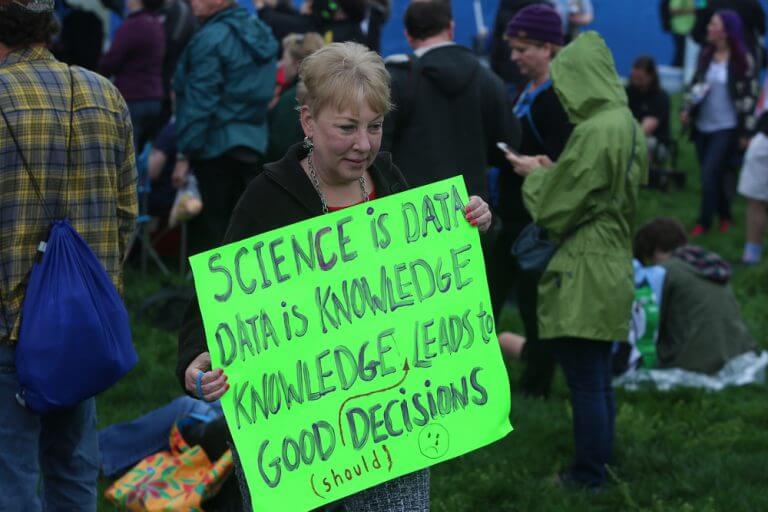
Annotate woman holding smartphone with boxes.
[491,3,573,399]
[506,31,645,490]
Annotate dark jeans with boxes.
[99,396,221,478]
[0,345,98,511]
[190,154,261,254]
[693,129,737,229]
[549,337,615,488]
[488,223,556,398]
[127,99,163,152]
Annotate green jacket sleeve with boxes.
[521,125,611,238]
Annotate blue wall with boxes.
[378,0,768,76]
[110,0,768,76]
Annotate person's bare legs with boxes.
[743,199,767,264]
[498,332,526,359]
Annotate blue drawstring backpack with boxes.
[0,67,138,413]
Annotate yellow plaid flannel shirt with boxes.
[0,47,137,342]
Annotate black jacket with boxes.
[757,111,768,136]
[626,84,671,144]
[382,44,516,201]
[686,53,760,138]
[176,143,408,391]
[499,83,572,233]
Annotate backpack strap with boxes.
[626,121,638,178]
[513,80,553,153]
[612,117,638,209]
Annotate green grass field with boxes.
[98,132,768,511]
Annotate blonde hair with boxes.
[282,32,325,64]
[298,41,392,116]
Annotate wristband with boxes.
[195,370,205,400]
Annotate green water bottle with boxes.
[635,284,660,369]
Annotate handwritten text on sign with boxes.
[189,177,513,511]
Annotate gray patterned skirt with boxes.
[230,445,430,511]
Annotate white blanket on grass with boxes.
[613,351,768,391]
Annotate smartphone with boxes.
[496,142,519,156]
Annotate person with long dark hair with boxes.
[627,56,670,170]
[681,9,759,237]
[691,0,766,69]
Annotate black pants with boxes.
[693,128,737,229]
[190,154,261,254]
[487,222,556,398]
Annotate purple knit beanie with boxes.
[505,3,564,46]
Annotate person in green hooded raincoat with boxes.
[506,31,647,489]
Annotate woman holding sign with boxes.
[177,42,493,511]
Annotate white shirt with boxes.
[414,41,456,58]
[696,60,738,133]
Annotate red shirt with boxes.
[326,186,377,212]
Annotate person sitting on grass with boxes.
[632,217,756,374]
[502,216,757,375]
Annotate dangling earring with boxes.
[303,136,314,152]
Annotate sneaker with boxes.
[719,220,732,233]
[690,224,706,237]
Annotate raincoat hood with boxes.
[550,31,627,124]
[211,6,278,58]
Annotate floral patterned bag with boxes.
[105,424,233,511]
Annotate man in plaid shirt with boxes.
[0,1,137,509]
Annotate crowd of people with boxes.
[0,0,765,510]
